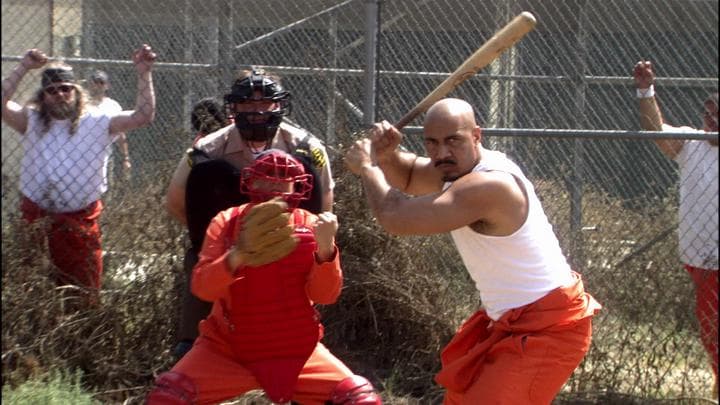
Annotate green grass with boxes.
[2,369,99,405]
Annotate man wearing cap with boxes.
[88,69,132,181]
[1,45,156,304]
[165,68,335,359]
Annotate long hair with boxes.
[29,63,88,136]
[191,97,228,135]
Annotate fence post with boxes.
[488,2,518,152]
[362,0,380,127]
[218,0,234,97]
[326,15,339,145]
[569,1,590,266]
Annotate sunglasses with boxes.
[44,84,75,95]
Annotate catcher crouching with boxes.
[146,150,381,404]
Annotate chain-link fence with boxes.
[2,0,718,402]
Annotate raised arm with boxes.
[2,49,48,133]
[370,120,443,196]
[305,211,342,304]
[633,60,684,159]
[191,209,236,301]
[109,44,156,134]
[345,136,521,236]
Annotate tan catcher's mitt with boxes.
[237,197,298,267]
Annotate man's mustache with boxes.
[434,159,456,167]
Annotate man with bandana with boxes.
[165,69,334,359]
[1,45,156,305]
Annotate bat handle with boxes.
[394,105,423,131]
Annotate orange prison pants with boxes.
[686,265,719,381]
[437,273,601,405]
[21,196,104,290]
[167,320,354,405]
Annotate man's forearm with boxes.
[359,165,408,234]
[376,150,417,192]
[638,91,684,158]
[360,165,391,217]
[167,201,187,225]
[131,71,155,126]
[2,63,27,106]
[639,97,663,131]
[118,134,130,158]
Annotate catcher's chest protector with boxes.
[224,207,320,403]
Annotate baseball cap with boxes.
[90,70,109,84]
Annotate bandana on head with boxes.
[41,67,75,88]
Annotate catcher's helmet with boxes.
[240,149,312,208]
[224,70,291,143]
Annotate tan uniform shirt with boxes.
[191,121,334,194]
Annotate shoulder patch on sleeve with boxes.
[310,147,326,169]
[186,148,195,168]
[187,148,211,168]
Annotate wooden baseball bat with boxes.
[395,11,537,130]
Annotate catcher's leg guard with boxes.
[145,371,197,405]
[329,375,382,404]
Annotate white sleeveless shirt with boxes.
[445,150,574,320]
[20,108,115,212]
[673,135,719,270]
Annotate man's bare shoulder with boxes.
[449,169,521,200]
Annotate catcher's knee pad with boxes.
[329,375,382,404]
[145,371,197,405]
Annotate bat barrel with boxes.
[394,11,537,130]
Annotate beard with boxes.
[48,102,76,120]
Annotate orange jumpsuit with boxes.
[20,196,104,291]
[685,265,718,384]
[153,204,353,405]
[437,272,601,404]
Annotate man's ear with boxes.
[473,126,482,144]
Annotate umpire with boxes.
[165,69,335,359]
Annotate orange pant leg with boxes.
[686,265,719,380]
[169,334,259,405]
[48,201,104,289]
[443,317,593,405]
[171,331,354,405]
[20,197,103,291]
[292,342,355,404]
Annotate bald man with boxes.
[344,98,601,404]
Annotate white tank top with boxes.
[446,150,574,320]
[667,125,719,270]
[20,109,114,212]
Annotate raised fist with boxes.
[633,60,655,89]
[22,49,48,70]
[132,44,157,72]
